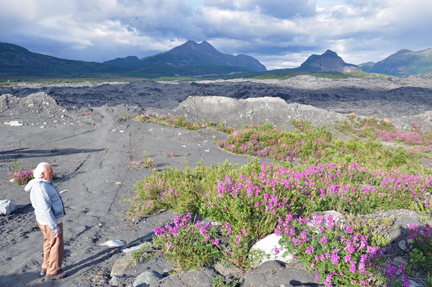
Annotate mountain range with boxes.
[1,40,432,78]
[359,48,432,76]
[104,40,266,72]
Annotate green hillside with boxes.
[370,48,432,76]
[0,42,123,77]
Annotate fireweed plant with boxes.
[218,119,421,170]
[7,160,35,185]
[278,213,411,287]
[131,160,432,281]
[406,222,432,275]
[126,116,432,285]
[8,170,34,185]
[335,115,432,153]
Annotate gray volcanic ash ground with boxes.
[0,74,432,287]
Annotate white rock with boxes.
[9,121,23,126]
[122,245,145,253]
[100,240,125,247]
[250,233,293,266]
[59,190,67,194]
[0,200,16,215]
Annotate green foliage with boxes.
[212,275,239,287]
[152,213,222,271]
[130,242,154,263]
[407,223,432,275]
[132,113,236,134]
[126,160,259,217]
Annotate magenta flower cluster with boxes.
[8,170,34,185]
[278,212,410,287]
[337,118,432,149]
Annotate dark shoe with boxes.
[40,269,46,276]
[46,272,67,280]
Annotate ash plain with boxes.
[1,74,432,286]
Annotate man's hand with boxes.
[54,230,62,238]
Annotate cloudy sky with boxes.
[0,0,431,70]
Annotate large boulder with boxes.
[149,267,218,287]
[0,200,16,215]
[243,260,324,287]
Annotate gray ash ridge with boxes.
[1,73,432,119]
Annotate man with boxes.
[25,162,67,279]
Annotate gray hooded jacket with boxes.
[25,179,66,234]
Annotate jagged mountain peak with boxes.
[300,49,361,72]
[323,49,339,57]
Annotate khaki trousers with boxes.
[37,222,64,276]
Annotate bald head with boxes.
[34,162,52,180]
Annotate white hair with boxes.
[33,162,50,179]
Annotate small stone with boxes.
[162,267,172,277]
[389,229,403,243]
[8,121,23,126]
[392,256,407,267]
[398,240,407,252]
[0,200,16,215]
[100,240,125,247]
[40,126,45,128]
[133,270,163,287]
[109,275,124,286]
[111,253,133,277]
[409,279,423,287]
